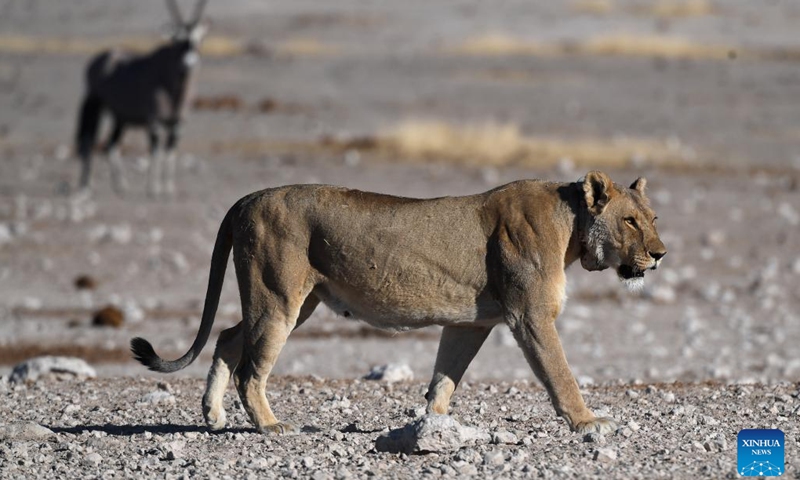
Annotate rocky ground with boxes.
[1,376,798,479]
[2,0,800,477]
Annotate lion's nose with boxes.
[649,251,666,261]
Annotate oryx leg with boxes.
[163,124,179,197]
[426,325,493,414]
[146,124,163,198]
[76,94,103,193]
[104,120,128,195]
[78,154,93,193]
[507,294,617,435]
[202,295,319,431]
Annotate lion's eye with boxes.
[624,217,637,228]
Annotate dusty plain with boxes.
[0,0,799,478]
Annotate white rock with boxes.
[164,440,185,460]
[583,432,606,444]
[647,284,676,304]
[594,447,617,463]
[55,144,70,161]
[10,356,96,383]
[122,300,145,324]
[364,364,414,383]
[374,414,490,454]
[0,422,54,440]
[704,434,727,452]
[168,252,190,274]
[109,224,133,244]
[87,225,108,242]
[0,223,13,245]
[483,449,505,467]
[701,230,726,247]
[20,297,43,310]
[491,430,518,445]
[149,228,164,243]
[139,391,176,405]
[777,203,799,225]
[84,452,103,466]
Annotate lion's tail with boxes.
[130,207,235,373]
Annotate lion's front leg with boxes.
[507,305,618,435]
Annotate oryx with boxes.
[75,0,208,198]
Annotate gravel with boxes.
[0,376,797,478]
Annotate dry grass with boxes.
[581,33,731,59]
[0,33,342,58]
[186,119,696,168]
[330,120,693,168]
[632,0,715,18]
[447,34,560,57]
[0,34,246,57]
[573,0,715,18]
[572,0,615,15]
[274,38,340,57]
[447,32,737,60]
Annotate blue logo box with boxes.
[738,429,784,477]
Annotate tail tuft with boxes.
[130,337,163,372]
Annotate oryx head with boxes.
[165,0,209,66]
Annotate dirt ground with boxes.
[1,377,799,479]
[0,0,799,478]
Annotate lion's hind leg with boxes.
[234,311,298,434]
[202,323,243,431]
[232,255,319,434]
[203,294,318,432]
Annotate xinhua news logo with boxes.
[737,429,784,477]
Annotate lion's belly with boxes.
[313,282,503,330]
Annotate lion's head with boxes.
[578,171,667,290]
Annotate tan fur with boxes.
[144,171,666,435]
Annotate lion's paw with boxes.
[259,422,299,435]
[204,409,227,431]
[575,417,618,435]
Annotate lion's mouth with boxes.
[617,264,645,280]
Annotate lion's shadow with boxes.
[48,424,254,436]
[47,424,325,436]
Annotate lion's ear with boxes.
[630,177,647,194]
[583,171,614,215]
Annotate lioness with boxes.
[131,171,666,435]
